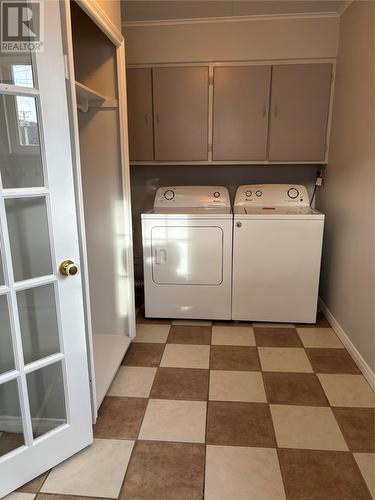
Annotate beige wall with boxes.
[317,1,375,370]
[97,0,122,31]
[124,15,339,64]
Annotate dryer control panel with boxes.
[154,186,231,209]
[234,184,309,207]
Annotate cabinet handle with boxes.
[156,112,160,125]
[273,105,278,118]
[262,104,267,118]
[145,113,148,125]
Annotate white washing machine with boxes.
[142,186,233,320]
[232,184,325,323]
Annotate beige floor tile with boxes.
[41,439,134,498]
[108,366,156,398]
[172,320,212,326]
[318,374,375,407]
[270,405,348,451]
[139,399,207,443]
[5,494,35,500]
[133,324,170,343]
[212,326,255,346]
[354,453,375,499]
[160,344,210,369]
[259,347,313,373]
[297,328,344,348]
[209,371,266,402]
[205,445,286,500]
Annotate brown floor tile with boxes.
[167,325,211,345]
[212,320,252,327]
[136,309,171,325]
[306,348,361,374]
[333,408,375,452]
[0,431,24,456]
[298,311,331,328]
[150,367,209,401]
[263,372,329,406]
[206,401,276,447]
[122,343,164,367]
[19,473,49,493]
[121,441,204,500]
[210,345,261,371]
[254,327,303,347]
[94,396,147,439]
[278,448,372,500]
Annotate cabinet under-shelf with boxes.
[75,80,118,112]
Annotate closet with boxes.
[63,1,134,414]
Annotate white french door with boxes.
[0,1,92,496]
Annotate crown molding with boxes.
[122,11,339,29]
[338,0,354,15]
[77,0,123,46]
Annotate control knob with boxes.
[164,189,175,200]
[287,188,299,199]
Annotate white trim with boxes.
[122,11,339,28]
[76,0,123,47]
[319,298,375,391]
[117,41,137,341]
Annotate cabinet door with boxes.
[126,68,154,161]
[153,67,209,161]
[213,66,271,161]
[269,63,332,161]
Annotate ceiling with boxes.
[122,0,350,23]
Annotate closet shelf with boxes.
[75,81,117,112]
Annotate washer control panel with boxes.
[234,184,309,207]
[154,186,231,209]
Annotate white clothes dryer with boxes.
[142,186,232,320]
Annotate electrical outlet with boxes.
[316,177,323,186]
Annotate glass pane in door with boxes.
[5,197,52,281]
[0,295,15,374]
[0,53,34,86]
[0,95,44,188]
[27,362,67,439]
[17,284,60,364]
[0,379,25,457]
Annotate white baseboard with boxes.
[319,298,375,391]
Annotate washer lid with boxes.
[234,205,324,220]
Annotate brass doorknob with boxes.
[59,260,78,277]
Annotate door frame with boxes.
[60,0,136,420]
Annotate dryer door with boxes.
[151,226,223,285]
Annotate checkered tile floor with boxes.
[13,312,375,500]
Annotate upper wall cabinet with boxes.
[268,64,332,162]
[126,68,154,161]
[213,66,271,161]
[126,62,334,164]
[153,66,209,161]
